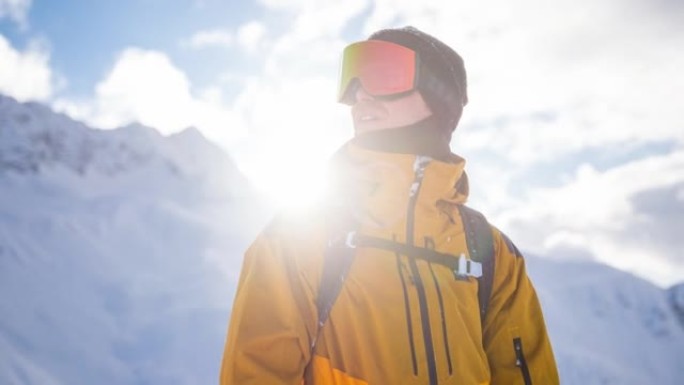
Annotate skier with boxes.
[220,26,559,385]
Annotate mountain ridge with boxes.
[0,94,245,190]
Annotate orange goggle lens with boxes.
[337,40,418,104]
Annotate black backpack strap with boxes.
[350,233,484,279]
[305,230,356,384]
[316,234,356,329]
[311,232,356,353]
[457,205,496,325]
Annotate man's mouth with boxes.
[353,102,383,123]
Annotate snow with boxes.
[527,256,684,384]
[669,283,684,327]
[0,94,683,384]
[0,94,269,384]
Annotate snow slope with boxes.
[0,94,682,384]
[527,256,684,384]
[0,95,269,384]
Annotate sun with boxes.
[240,137,336,212]
[230,77,351,211]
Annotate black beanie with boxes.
[369,26,468,133]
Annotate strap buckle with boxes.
[345,231,357,248]
[455,254,483,278]
[327,231,358,249]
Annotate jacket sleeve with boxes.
[482,227,560,385]
[220,223,319,385]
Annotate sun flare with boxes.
[241,136,336,212]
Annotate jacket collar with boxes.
[327,142,469,231]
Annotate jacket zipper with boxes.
[429,263,454,375]
[396,254,418,375]
[425,237,454,375]
[405,156,438,385]
[513,337,532,385]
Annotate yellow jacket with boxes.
[221,144,559,385]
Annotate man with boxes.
[221,26,559,385]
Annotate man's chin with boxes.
[353,121,397,135]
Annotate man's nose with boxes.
[354,84,374,102]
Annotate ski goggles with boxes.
[337,40,419,104]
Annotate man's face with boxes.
[351,86,433,135]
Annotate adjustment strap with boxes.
[347,232,482,278]
[457,204,495,324]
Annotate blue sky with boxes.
[1,0,683,286]
[1,0,263,96]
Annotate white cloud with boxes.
[182,29,233,49]
[53,48,245,148]
[0,0,31,27]
[92,48,194,131]
[0,34,54,101]
[260,0,367,81]
[494,149,684,286]
[236,21,266,53]
[182,21,267,53]
[256,0,319,11]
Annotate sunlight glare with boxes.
[245,150,330,211]
[234,76,350,212]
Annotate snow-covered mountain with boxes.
[527,256,684,384]
[0,94,269,384]
[0,94,250,198]
[0,94,682,384]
